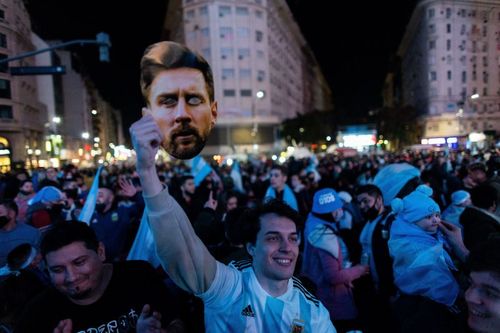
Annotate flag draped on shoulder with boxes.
[78,165,103,224]
[190,155,213,187]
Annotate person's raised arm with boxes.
[130,114,217,294]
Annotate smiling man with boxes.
[465,235,500,333]
[129,114,336,331]
[15,222,184,333]
[139,41,217,160]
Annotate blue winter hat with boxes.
[312,188,343,214]
[28,186,63,205]
[451,190,470,206]
[374,163,420,206]
[391,185,440,223]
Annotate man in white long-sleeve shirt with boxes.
[129,40,336,333]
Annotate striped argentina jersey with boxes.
[198,260,336,333]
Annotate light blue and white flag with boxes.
[78,165,103,224]
[127,212,160,267]
[230,160,244,193]
[305,156,321,183]
[190,155,213,187]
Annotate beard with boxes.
[67,286,92,300]
[363,205,380,221]
[166,124,208,159]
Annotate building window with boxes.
[236,7,249,16]
[219,5,231,17]
[0,9,4,20]
[446,24,451,33]
[199,6,208,15]
[483,56,488,67]
[220,27,233,40]
[237,27,250,38]
[447,87,453,96]
[483,71,489,84]
[428,40,435,50]
[255,0,262,4]
[482,26,487,37]
[223,89,236,97]
[256,30,263,42]
[446,39,451,51]
[257,70,265,82]
[238,48,250,59]
[472,71,477,81]
[460,24,466,35]
[239,69,251,78]
[186,9,195,19]
[240,89,252,97]
[483,87,488,96]
[0,54,7,73]
[447,70,452,80]
[255,10,263,18]
[0,33,6,48]
[221,48,233,59]
[201,27,209,37]
[222,68,235,79]
[446,8,451,18]
[0,79,11,98]
[429,24,435,33]
[0,105,12,119]
[430,71,437,81]
[257,50,264,59]
[462,71,467,83]
[428,8,435,18]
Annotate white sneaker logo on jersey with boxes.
[241,304,256,317]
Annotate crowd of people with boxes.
[0,145,498,332]
[0,40,499,333]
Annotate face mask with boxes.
[0,215,10,228]
[50,204,64,215]
[19,190,32,196]
[363,205,380,221]
[95,203,106,213]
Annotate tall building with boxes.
[0,0,47,171]
[162,0,333,154]
[397,0,500,144]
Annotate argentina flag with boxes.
[190,155,213,187]
[78,165,103,224]
[230,160,244,193]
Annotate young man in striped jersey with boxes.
[130,62,336,330]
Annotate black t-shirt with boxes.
[15,260,180,333]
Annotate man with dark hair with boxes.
[264,165,298,211]
[0,200,40,268]
[460,183,500,251]
[465,235,500,333]
[129,121,336,331]
[135,41,217,160]
[355,184,397,332]
[16,221,184,333]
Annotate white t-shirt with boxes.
[198,260,336,333]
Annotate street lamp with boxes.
[251,90,265,138]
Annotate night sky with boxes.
[24,0,418,134]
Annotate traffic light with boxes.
[96,32,111,62]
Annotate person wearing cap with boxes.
[0,243,48,330]
[301,188,368,332]
[25,185,66,233]
[389,185,470,333]
[0,200,40,268]
[441,190,471,228]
